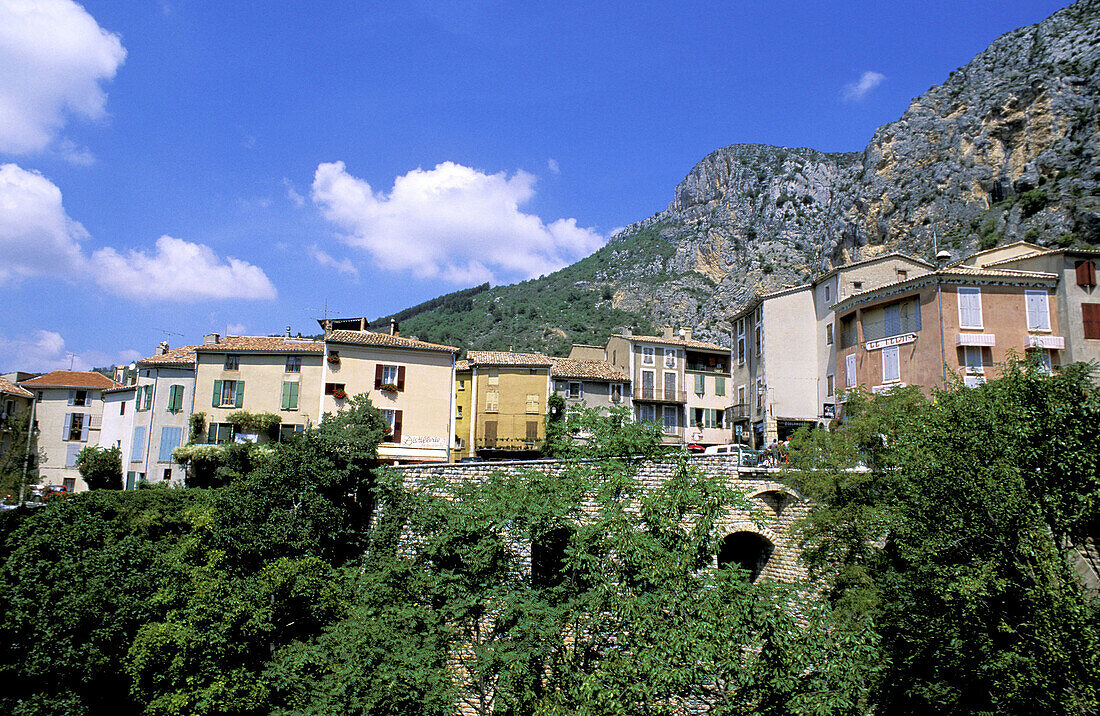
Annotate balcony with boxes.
[728,403,750,420]
[633,387,686,403]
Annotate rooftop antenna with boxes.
[306,299,341,321]
[154,328,184,338]
[67,352,77,370]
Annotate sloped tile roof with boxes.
[137,344,199,366]
[194,336,325,354]
[20,370,121,389]
[0,376,33,398]
[103,385,137,395]
[326,330,458,353]
[550,357,630,382]
[832,266,1060,313]
[625,335,729,352]
[455,360,470,371]
[466,351,555,367]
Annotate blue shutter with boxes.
[66,444,81,467]
[159,427,183,462]
[67,390,75,406]
[80,414,89,442]
[63,413,71,440]
[131,426,145,461]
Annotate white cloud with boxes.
[225,323,247,335]
[307,244,360,280]
[0,163,88,282]
[547,158,560,175]
[843,71,886,102]
[311,161,605,285]
[0,329,139,373]
[283,177,305,208]
[0,163,277,301]
[0,0,126,155]
[92,236,277,301]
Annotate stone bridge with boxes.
[393,454,809,584]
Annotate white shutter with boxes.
[958,288,982,329]
[882,346,900,383]
[846,353,856,388]
[1025,290,1050,331]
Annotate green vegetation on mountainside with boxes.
[370,226,676,355]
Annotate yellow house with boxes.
[458,351,553,459]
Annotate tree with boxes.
[0,411,36,499]
[788,360,1100,714]
[76,445,123,490]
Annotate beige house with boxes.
[550,356,630,414]
[962,242,1100,370]
[0,377,34,482]
[322,328,458,464]
[19,370,121,491]
[194,334,325,444]
[458,351,553,459]
[730,253,932,447]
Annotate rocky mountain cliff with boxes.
[376,0,1100,353]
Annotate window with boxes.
[526,393,540,414]
[455,437,466,449]
[663,371,677,400]
[862,299,921,341]
[964,346,984,374]
[224,355,240,370]
[487,369,499,386]
[957,287,983,329]
[279,424,304,442]
[882,345,900,383]
[737,385,746,409]
[456,405,463,419]
[483,420,498,447]
[826,374,834,397]
[1084,303,1100,340]
[641,370,655,400]
[379,409,402,442]
[69,390,88,407]
[693,408,723,429]
[65,413,86,441]
[167,384,185,412]
[213,379,241,407]
[840,315,857,349]
[324,382,345,395]
[131,426,145,460]
[1025,290,1050,331]
[457,379,465,391]
[119,400,126,415]
[638,404,656,422]
[206,422,234,444]
[824,284,831,302]
[375,364,405,390]
[662,405,678,431]
[136,384,153,411]
[65,443,81,467]
[897,269,908,281]
[567,382,582,399]
[485,390,499,413]
[754,307,763,357]
[526,420,539,441]
[1076,260,1097,287]
[756,378,764,414]
[826,323,834,345]
[610,383,623,403]
[62,477,75,492]
[159,427,183,462]
[846,353,856,388]
[642,346,655,365]
[694,373,705,395]
[285,355,301,373]
[736,319,746,364]
[1036,349,1053,374]
[281,381,299,410]
[162,469,172,482]
[852,281,863,290]
[714,375,725,397]
[664,348,676,368]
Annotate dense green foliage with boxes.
[788,359,1100,714]
[0,411,35,499]
[75,445,124,490]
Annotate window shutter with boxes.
[1077,260,1096,287]
[846,353,856,388]
[132,426,145,461]
[144,386,153,411]
[392,410,402,443]
[234,381,245,408]
[526,420,538,441]
[63,413,71,440]
[159,427,183,462]
[68,391,75,406]
[290,382,299,410]
[207,423,217,444]
[375,364,383,389]
[212,380,222,407]
[281,382,291,410]
[397,366,406,390]
[1026,291,1050,331]
[81,415,89,442]
[1083,303,1100,340]
[169,385,182,410]
[883,346,900,383]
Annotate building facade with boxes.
[459,351,552,459]
[550,356,631,414]
[0,377,34,482]
[99,386,136,487]
[122,344,199,486]
[322,328,457,464]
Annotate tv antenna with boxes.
[155,328,184,339]
[306,299,340,321]
[67,352,77,370]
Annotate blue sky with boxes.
[0,0,1070,371]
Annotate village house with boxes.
[98,385,136,486]
[549,354,631,414]
[456,351,553,459]
[0,376,34,466]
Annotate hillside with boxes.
[378,0,1100,354]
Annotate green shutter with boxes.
[281,382,291,410]
[694,373,705,395]
[212,380,222,407]
[143,385,153,410]
[715,376,725,396]
[234,381,245,408]
[289,382,298,410]
[169,385,183,410]
[207,423,217,443]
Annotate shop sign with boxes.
[864,333,916,351]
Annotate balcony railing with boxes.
[728,403,749,419]
[633,387,686,403]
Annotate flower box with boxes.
[379,383,399,394]
[327,354,341,365]
[332,389,347,400]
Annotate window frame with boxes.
[1025,290,1051,331]
[224,354,240,371]
[285,355,301,373]
[642,346,655,365]
[957,287,983,329]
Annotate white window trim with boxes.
[642,346,655,365]
[1025,289,1051,332]
[846,353,856,388]
[964,346,984,374]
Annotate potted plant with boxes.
[379,383,399,394]
[332,388,347,400]
[327,353,340,365]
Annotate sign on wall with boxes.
[863,332,917,351]
[401,435,446,449]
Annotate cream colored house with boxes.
[461,351,553,459]
[194,334,325,444]
[124,343,199,487]
[99,385,135,486]
[322,328,458,464]
[0,377,34,481]
[550,356,630,414]
[19,370,121,491]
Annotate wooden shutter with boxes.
[132,426,145,461]
[207,423,217,444]
[397,366,406,390]
[212,380,222,407]
[483,420,497,447]
[1026,291,1050,331]
[1077,260,1097,287]
[80,415,89,442]
[1083,303,1100,340]
[526,420,538,441]
[63,413,71,440]
[281,382,292,410]
[375,364,383,389]
[144,386,153,411]
[392,410,402,443]
[234,381,245,408]
[68,390,75,406]
[170,385,183,410]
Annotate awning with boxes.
[955,333,995,347]
[1027,335,1065,350]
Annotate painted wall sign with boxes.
[401,434,446,448]
[864,332,917,351]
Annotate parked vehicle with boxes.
[702,444,760,467]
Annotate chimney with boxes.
[284,326,291,338]
[620,326,632,338]
[204,333,220,345]
[390,318,399,337]
[681,328,693,341]
[662,326,674,339]
[156,341,169,355]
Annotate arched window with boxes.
[718,531,774,583]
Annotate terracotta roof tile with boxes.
[103,385,137,394]
[466,351,555,367]
[550,357,630,382]
[625,335,729,352]
[137,344,199,366]
[0,376,33,398]
[455,360,470,371]
[194,335,324,354]
[326,330,458,353]
[833,266,1059,313]
[19,370,121,389]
